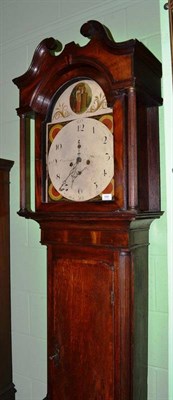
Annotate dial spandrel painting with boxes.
[46,79,114,202]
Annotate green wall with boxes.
[160,1,173,399]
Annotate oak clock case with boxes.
[13,20,163,400]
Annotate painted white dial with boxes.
[48,117,114,201]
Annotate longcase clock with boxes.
[13,20,163,400]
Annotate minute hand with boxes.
[59,162,78,191]
[60,159,87,190]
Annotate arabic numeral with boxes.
[56,143,62,150]
[78,188,84,200]
[105,152,111,160]
[60,182,68,192]
[103,136,107,144]
[77,123,85,132]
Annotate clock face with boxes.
[46,79,114,202]
[48,117,114,202]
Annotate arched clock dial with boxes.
[48,117,114,202]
